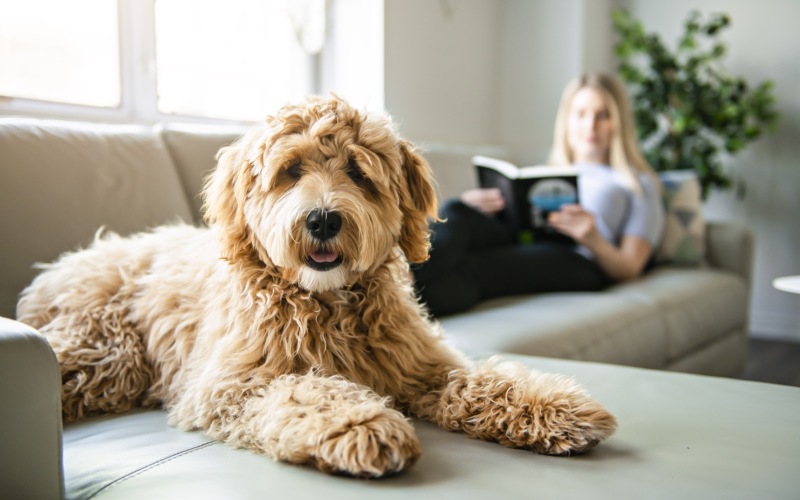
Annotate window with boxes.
[0,0,121,108]
[154,0,316,122]
[0,0,383,124]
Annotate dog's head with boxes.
[202,95,438,292]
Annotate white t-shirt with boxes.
[574,162,664,257]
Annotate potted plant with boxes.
[612,9,779,198]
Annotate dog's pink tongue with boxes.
[310,250,338,263]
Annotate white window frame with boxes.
[0,0,383,125]
[0,0,159,124]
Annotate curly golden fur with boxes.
[17,96,616,477]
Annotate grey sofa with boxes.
[419,148,753,377]
[438,225,751,375]
[0,117,752,376]
[0,117,770,499]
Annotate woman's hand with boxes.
[547,204,600,246]
[550,204,653,281]
[460,188,506,215]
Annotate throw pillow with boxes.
[655,170,705,266]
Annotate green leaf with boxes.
[745,127,761,140]
[679,35,697,50]
[685,11,701,33]
[725,138,745,153]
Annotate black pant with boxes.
[412,200,611,317]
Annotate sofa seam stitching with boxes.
[86,440,217,499]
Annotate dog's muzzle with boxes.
[305,209,343,271]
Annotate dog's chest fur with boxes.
[248,281,397,385]
[150,261,421,406]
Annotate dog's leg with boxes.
[33,303,155,422]
[412,357,617,455]
[172,371,420,477]
[16,231,166,421]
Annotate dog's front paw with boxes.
[315,408,421,478]
[446,361,617,455]
[520,377,618,455]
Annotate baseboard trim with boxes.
[750,311,800,342]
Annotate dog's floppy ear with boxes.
[202,127,268,263]
[397,141,439,263]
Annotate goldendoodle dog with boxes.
[17,96,616,477]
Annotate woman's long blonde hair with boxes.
[548,73,659,193]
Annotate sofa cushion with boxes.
[666,329,748,376]
[439,266,747,372]
[439,289,668,369]
[159,124,244,223]
[0,118,194,319]
[613,267,749,363]
[60,356,800,499]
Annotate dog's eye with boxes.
[347,160,366,183]
[286,163,303,180]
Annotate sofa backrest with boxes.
[0,118,233,319]
[159,124,243,224]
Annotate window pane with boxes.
[323,0,384,113]
[155,0,311,122]
[0,0,120,108]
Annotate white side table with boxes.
[773,275,800,294]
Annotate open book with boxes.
[472,155,579,244]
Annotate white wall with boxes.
[383,0,502,146]
[383,0,509,199]
[383,0,800,340]
[382,0,612,189]
[496,0,618,163]
[497,0,582,164]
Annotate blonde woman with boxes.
[413,73,664,316]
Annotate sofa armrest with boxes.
[0,317,65,499]
[705,221,754,285]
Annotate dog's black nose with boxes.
[305,209,342,241]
